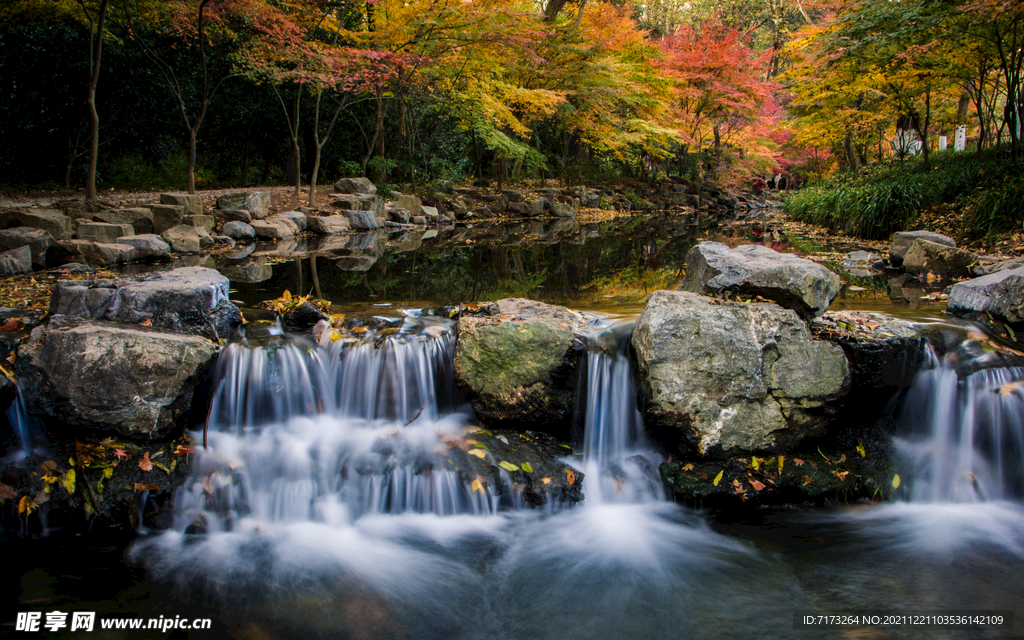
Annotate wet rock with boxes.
[902,239,978,279]
[0,227,53,268]
[682,241,842,318]
[222,221,256,240]
[947,266,1024,324]
[550,203,574,219]
[632,290,850,456]
[333,177,377,194]
[0,209,72,241]
[283,301,330,333]
[220,260,273,284]
[116,234,171,261]
[48,266,242,338]
[421,205,439,223]
[454,298,588,438]
[17,318,218,439]
[161,225,201,253]
[342,210,381,231]
[0,245,32,276]
[160,193,203,216]
[56,240,137,265]
[307,215,351,235]
[889,230,955,268]
[841,250,886,277]
[395,194,423,217]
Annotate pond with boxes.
[12,210,1014,640]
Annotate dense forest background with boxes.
[1,0,1021,209]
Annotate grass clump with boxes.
[784,150,1024,242]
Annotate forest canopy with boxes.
[1,0,1021,197]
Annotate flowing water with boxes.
[10,311,1024,638]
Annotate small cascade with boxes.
[4,382,41,461]
[895,335,1024,502]
[578,318,664,504]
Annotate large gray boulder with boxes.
[146,204,186,235]
[18,318,218,438]
[889,230,955,268]
[454,299,588,438]
[48,266,242,338]
[116,234,171,261]
[77,222,133,244]
[902,239,978,279]
[631,290,850,456]
[342,210,382,231]
[948,266,1024,323]
[307,215,350,235]
[333,177,377,194]
[682,242,841,318]
[56,240,137,265]
[0,227,53,268]
[222,220,256,241]
[161,225,201,253]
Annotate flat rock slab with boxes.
[342,210,382,231]
[160,193,203,216]
[682,241,841,318]
[77,222,133,244]
[632,290,850,456]
[890,230,955,268]
[948,266,1024,324]
[0,245,32,276]
[19,319,218,438]
[94,208,154,234]
[116,234,171,261]
[0,209,73,241]
[48,266,242,338]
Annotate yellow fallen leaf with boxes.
[713,470,724,486]
[856,442,866,458]
[892,474,901,489]
[498,461,519,472]
[681,463,695,472]
[471,478,484,494]
[750,456,762,470]
[777,456,784,474]
[521,462,533,473]
[802,475,814,486]
[18,495,34,516]
[541,477,552,485]
[63,469,76,494]
[468,449,487,459]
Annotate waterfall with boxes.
[578,318,664,504]
[894,337,1024,502]
[4,384,37,461]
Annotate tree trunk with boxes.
[844,130,860,174]
[187,129,197,194]
[84,0,109,204]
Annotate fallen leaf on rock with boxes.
[713,470,724,486]
[681,463,695,472]
[521,462,533,473]
[892,474,901,489]
[566,469,576,485]
[834,470,850,481]
[471,478,484,494]
[134,483,160,491]
[139,452,153,472]
[802,475,814,486]
[750,479,765,491]
[498,461,519,472]
[468,449,487,459]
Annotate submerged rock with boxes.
[17,317,218,438]
[681,242,841,318]
[632,290,850,456]
[454,298,587,438]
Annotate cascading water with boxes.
[577,317,664,504]
[132,311,786,639]
[893,330,1024,502]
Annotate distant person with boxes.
[752,178,765,194]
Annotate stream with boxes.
[8,212,1022,639]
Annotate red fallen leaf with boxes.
[139,319,153,326]
[113,449,128,460]
[173,445,193,456]
[0,317,22,331]
[134,483,159,491]
[566,469,576,485]
[793,458,805,466]
[749,479,765,491]
[834,470,850,481]
[139,452,153,472]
